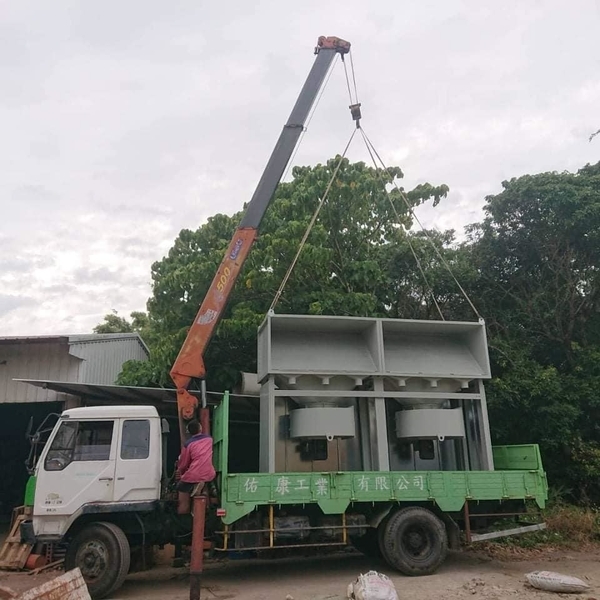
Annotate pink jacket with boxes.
[178,434,216,484]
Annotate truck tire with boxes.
[379,506,448,576]
[65,522,131,599]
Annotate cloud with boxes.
[1,0,599,335]
[0,294,36,318]
[0,258,33,274]
[72,267,123,285]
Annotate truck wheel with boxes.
[65,522,131,599]
[379,507,447,575]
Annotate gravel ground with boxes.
[2,547,599,599]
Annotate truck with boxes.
[18,36,548,600]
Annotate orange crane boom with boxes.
[170,36,351,433]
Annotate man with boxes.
[176,420,216,496]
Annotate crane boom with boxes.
[171,36,351,425]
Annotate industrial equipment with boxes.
[255,313,493,474]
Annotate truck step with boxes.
[470,522,547,542]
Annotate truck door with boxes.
[113,418,161,502]
[36,419,116,517]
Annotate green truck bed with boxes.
[213,394,548,525]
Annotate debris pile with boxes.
[0,568,90,600]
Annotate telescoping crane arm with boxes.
[171,36,351,426]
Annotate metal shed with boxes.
[0,333,149,519]
[0,333,149,404]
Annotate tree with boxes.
[118,157,449,390]
[468,163,600,362]
[93,310,133,334]
[466,162,600,501]
[379,229,480,322]
[94,310,151,342]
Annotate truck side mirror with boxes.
[25,416,34,440]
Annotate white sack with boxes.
[347,571,399,600]
[526,570,590,594]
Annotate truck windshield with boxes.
[44,420,114,471]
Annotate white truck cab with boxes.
[33,405,163,540]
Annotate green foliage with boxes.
[93,309,152,344]
[468,163,600,356]
[93,310,133,334]
[467,162,600,503]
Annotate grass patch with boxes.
[544,504,600,544]
[470,503,600,558]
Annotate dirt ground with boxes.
[2,548,600,600]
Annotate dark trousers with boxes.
[176,481,199,494]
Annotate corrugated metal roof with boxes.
[17,379,182,405]
[0,333,149,355]
[68,336,149,384]
[0,336,69,346]
[15,379,259,406]
[69,333,150,356]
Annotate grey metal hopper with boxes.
[258,314,381,381]
[381,318,491,380]
[278,374,359,408]
[258,313,490,382]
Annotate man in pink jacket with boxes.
[176,420,216,495]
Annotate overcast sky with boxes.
[1,1,599,336]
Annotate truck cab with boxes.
[32,405,162,541]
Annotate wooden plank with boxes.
[27,559,64,576]
[0,514,32,570]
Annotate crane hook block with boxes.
[316,36,351,55]
[349,103,362,126]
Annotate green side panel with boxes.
[492,444,543,471]
[223,502,257,523]
[220,463,548,524]
[24,475,36,507]
[212,392,229,478]
[318,499,350,514]
[213,396,547,524]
